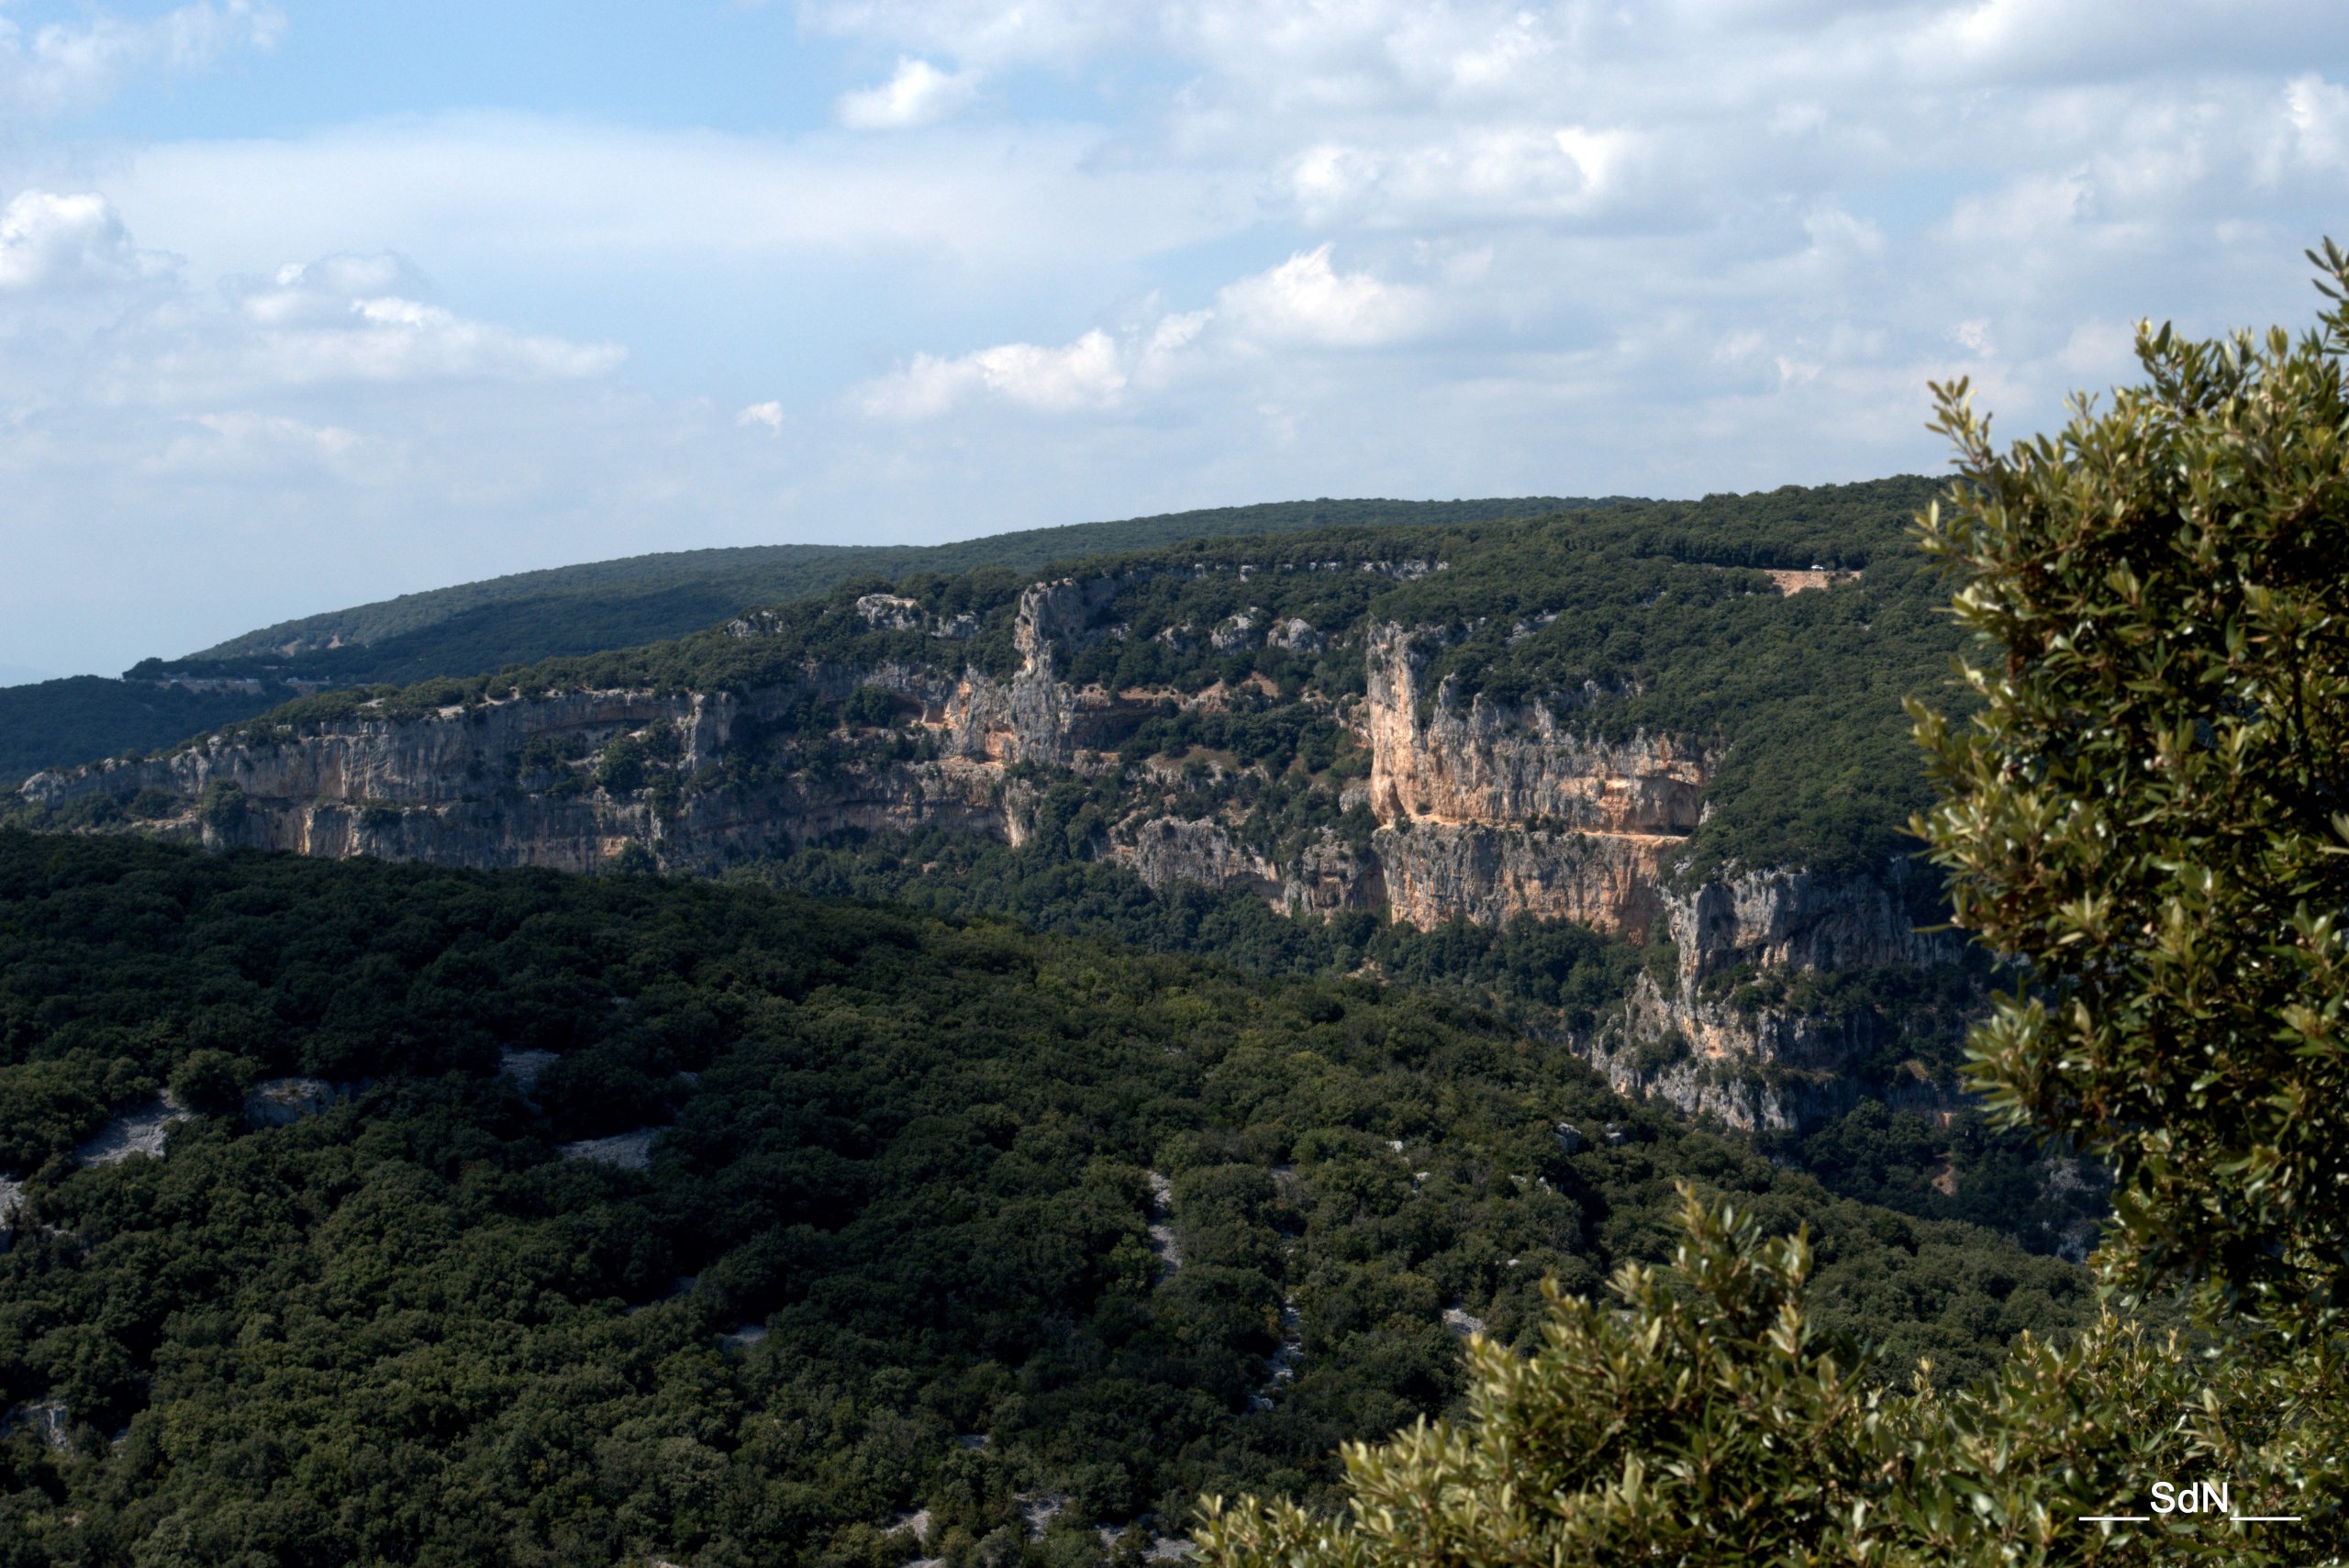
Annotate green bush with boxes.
[1914,244,2349,1326]
[196,780,245,832]
[166,1048,251,1118]
[1198,1184,2343,1565]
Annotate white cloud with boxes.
[0,190,166,290]
[1290,125,1635,228]
[837,57,980,129]
[1214,245,1430,348]
[852,246,1431,421]
[100,116,1233,278]
[2275,72,2349,174]
[1148,310,1209,355]
[190,410,359,452]
[802,0,1140,71]
[2054,318,2142,378]
[858,328,1127,418]
[0,196,624,415]
[239,255,426,324]
[30,248,629,397]
[737,400,786,432]
[241,295,624,386]
[0,0,282,117]
[147,411,372,477]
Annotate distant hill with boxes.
[0,677,295,789]
[184,496,1608,679]
[2,496,1608,784]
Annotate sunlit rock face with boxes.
[1373,821,1671,935]
[1356,620,1717,942]
[1364,621,1709,837]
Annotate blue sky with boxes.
[3,0,2345,678]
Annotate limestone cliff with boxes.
[1664,864,1961,985]
[1362,621,1709,939]
[1565,865,1972,1129]
[1373,821,1671,934]
[1365,622,1709,837]
[18,564,1964,1133]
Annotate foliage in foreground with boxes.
[1199,250,2349,1564]
[1914,249,2349,1327]
[1198,1186,2342,1565]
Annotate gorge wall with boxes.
[18,568,1961,1130]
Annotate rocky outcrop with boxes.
[15,584,1141,872]
[1575,869,1971,1130]
[1580,976,1883,1131]
[1121,817,1279,897]
[1664,864,1962,987]
[1364,623,1709,833]
[1280,828,1383,916]
[1375,821,1672,934]
[1265,617,1321,653]
[244,1077,351,1127]
[979,573,1163,767]
[1353,622,1709,940]
[20,689,698,811]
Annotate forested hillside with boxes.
[0,833,2090,1566]
[3,498,1596,789]
[0,680,277,795]
[57,475,1951,883]
[186,497,1602,673]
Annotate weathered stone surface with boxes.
[562,1129,660,1171]
[1664,864,1961,986]
[1209,610,1260,651]
[1375,820,1672,937]
[1265,617,1321,653]
[76,1093,191,1166]
[1364,622,1709,833]
[853,593,922,629]
[1279,828,1383,916]
[1121,817,1279,898]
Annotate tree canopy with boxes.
[0,833,2086,1566]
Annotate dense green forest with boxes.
[0,833,2090,1566]
[745,828,2097,1255]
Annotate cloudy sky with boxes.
[2,1,2344,678]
